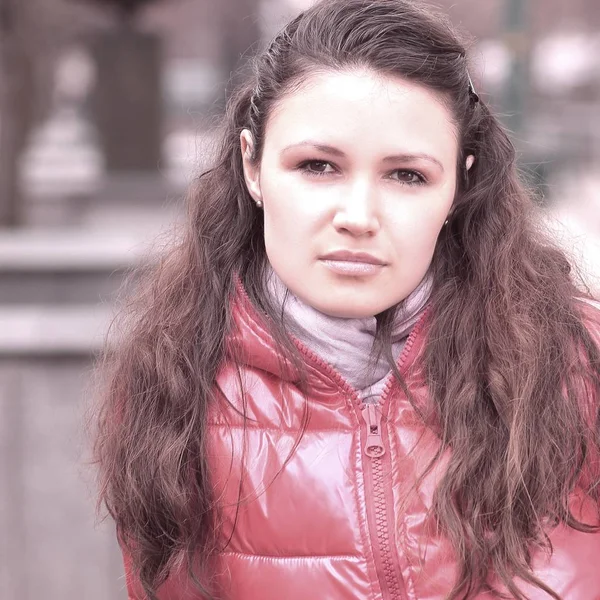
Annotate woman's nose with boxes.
[331,180,380,236]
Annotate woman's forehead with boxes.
[264,69,459,164]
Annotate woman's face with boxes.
[241,69,461,318]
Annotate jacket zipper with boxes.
[359,317,425,600]
[361,401,406,600]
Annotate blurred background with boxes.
[0,0,599,598]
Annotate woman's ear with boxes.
[240,129,263,204]
[466,154,475,171]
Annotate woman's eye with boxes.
[298,160,335,176]
[391,170,426,185]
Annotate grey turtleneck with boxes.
[265,266,432,404]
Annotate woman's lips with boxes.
[319,250,387,276]
[320,259,385,276]
[321,250,386,264]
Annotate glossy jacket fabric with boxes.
[122,289,600,600]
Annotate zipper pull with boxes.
[361,403,385,458]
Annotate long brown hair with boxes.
[93,1,600,598]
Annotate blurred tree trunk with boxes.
[0,0,36,227]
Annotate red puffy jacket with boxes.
[122,289,600,600]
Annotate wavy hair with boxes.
[93,1,600,598]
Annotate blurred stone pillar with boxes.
[90,27,163,172]
[0,0,37,227]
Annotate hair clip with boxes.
[466,70,480,104]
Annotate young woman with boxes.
[94,1,600,598]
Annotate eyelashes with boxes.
[296,160,427,186]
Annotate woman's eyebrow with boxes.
[281,140,444,172]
